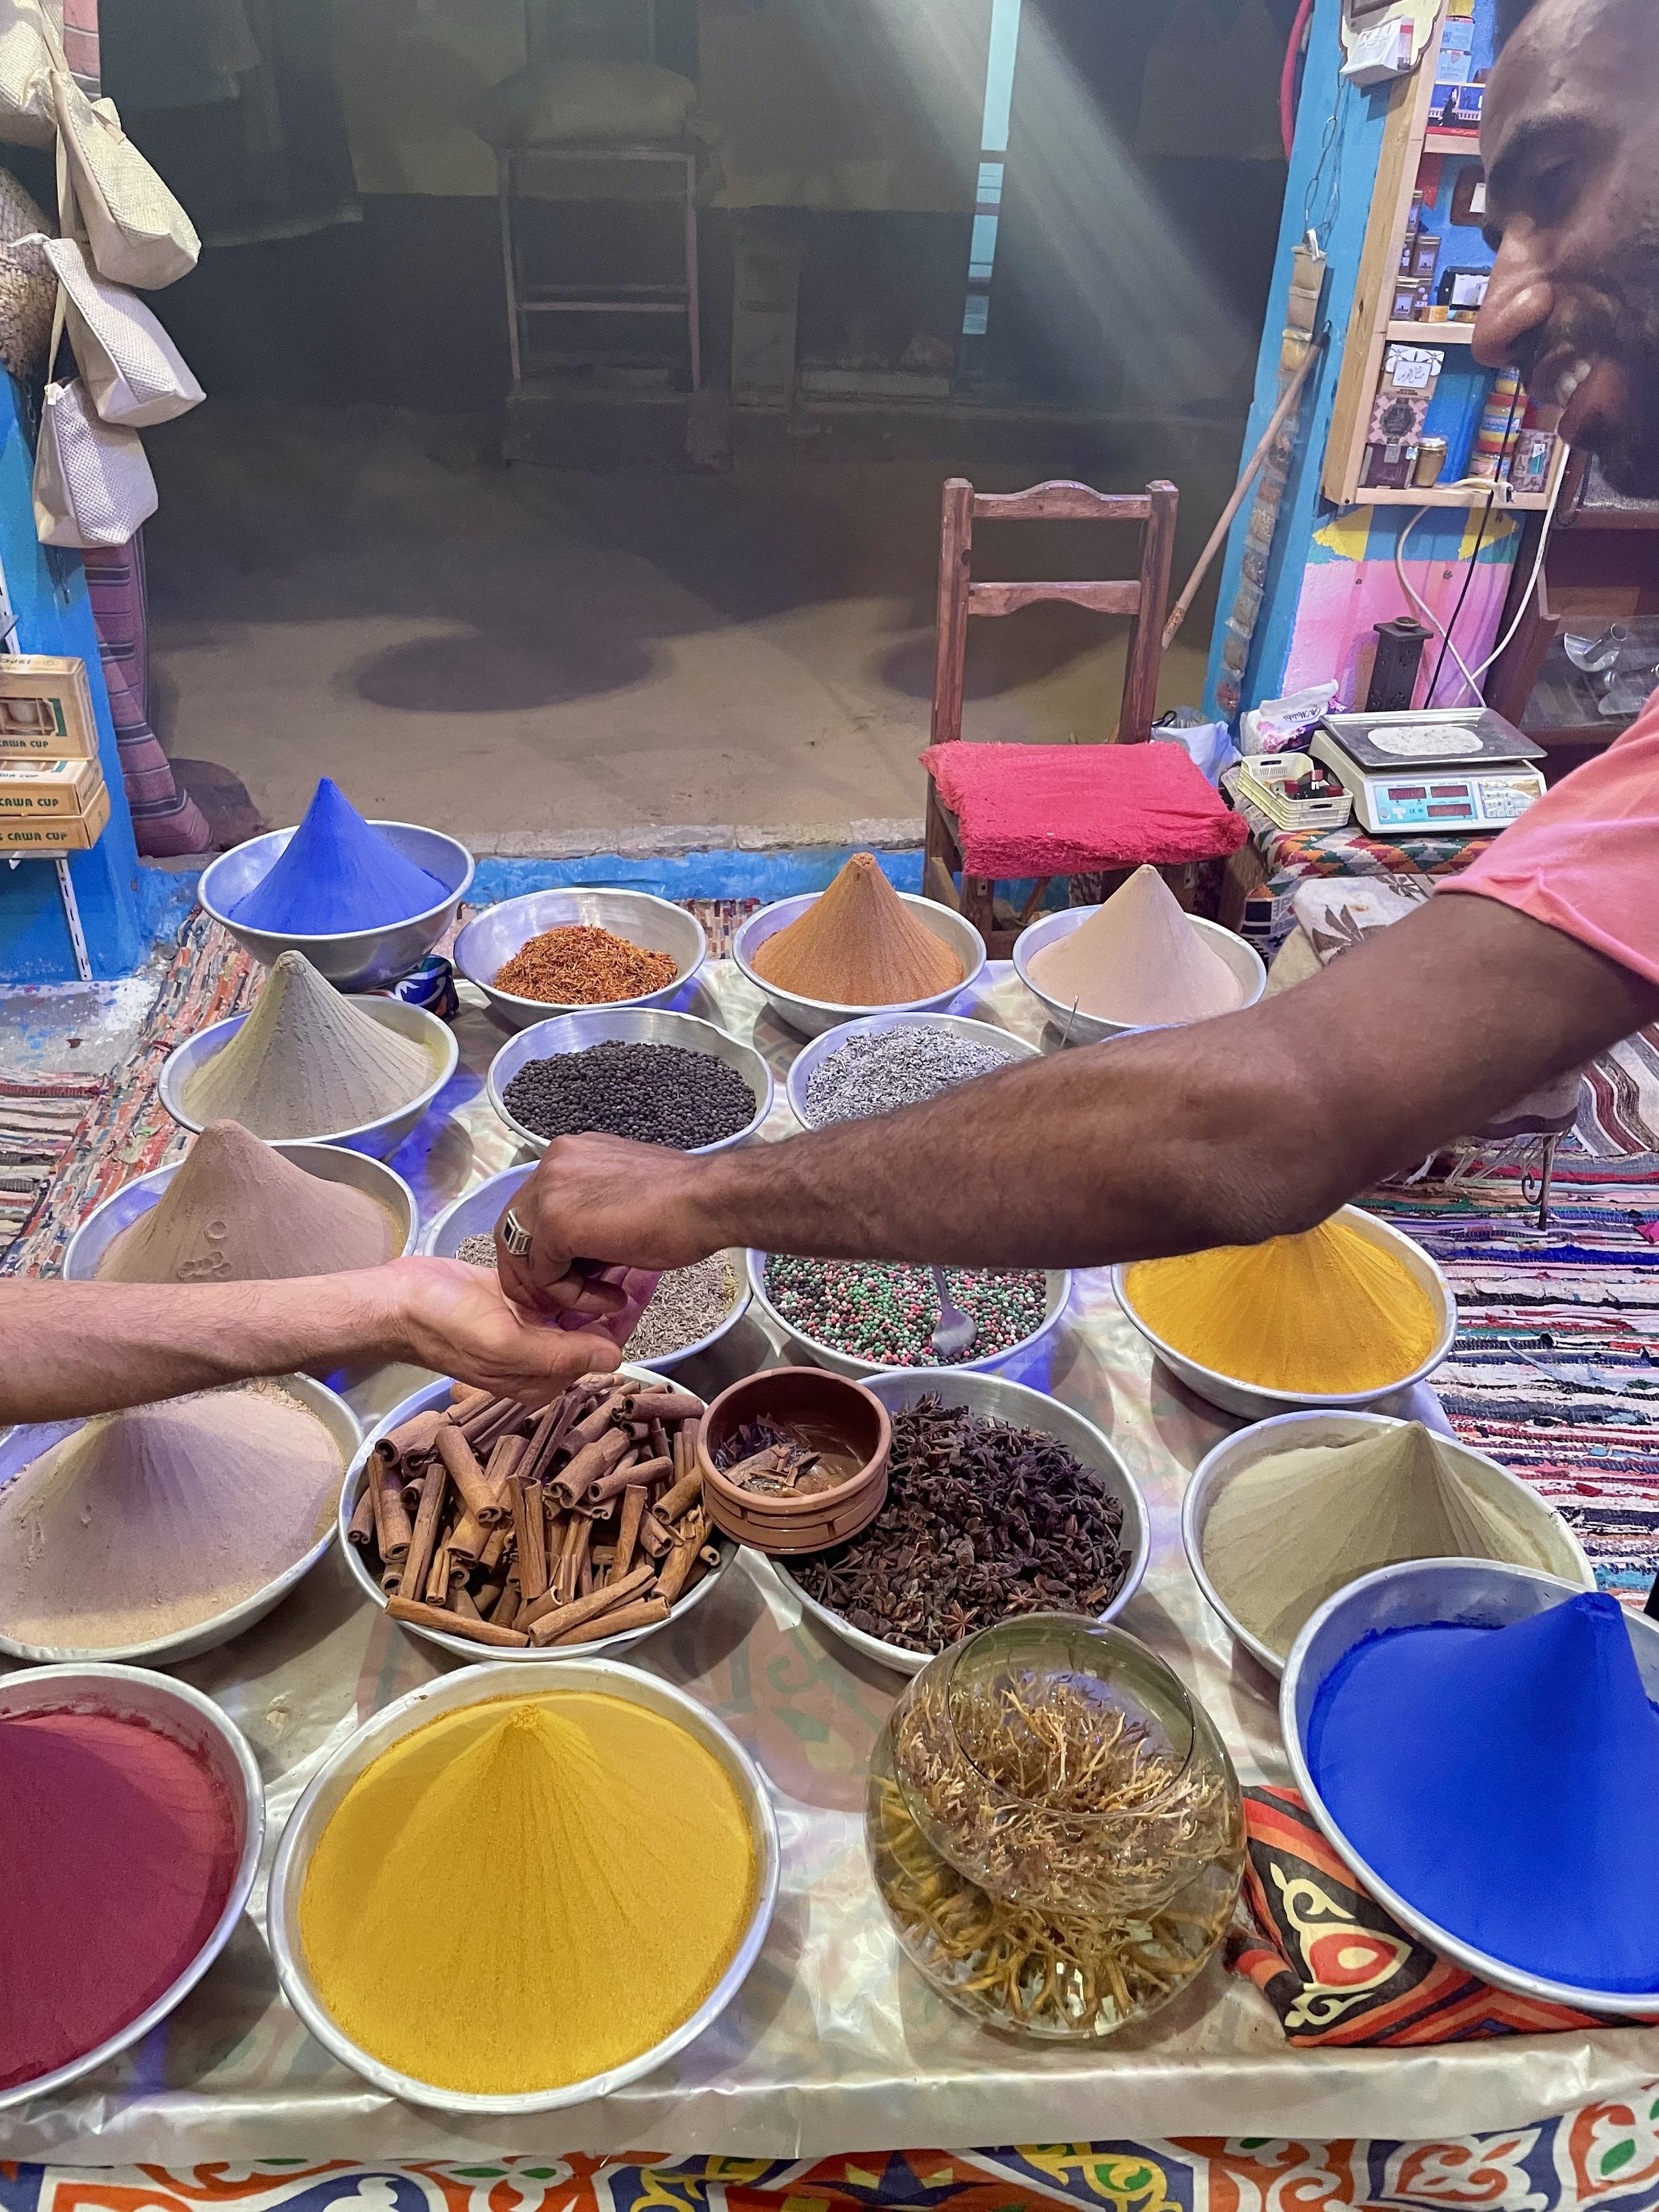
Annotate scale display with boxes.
[1311,709,1546,835]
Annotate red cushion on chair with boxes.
[920,741,1248,879]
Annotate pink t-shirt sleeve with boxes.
[1437,689,1659,988]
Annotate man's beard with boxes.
[1513,240,1659,496]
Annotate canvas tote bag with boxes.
[33,290,157,544]
[51,70,198,288]
[31,231,203,423]
[0,0,55,147]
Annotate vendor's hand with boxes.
[494,1134,717,1313]
[385,1255,628,1404]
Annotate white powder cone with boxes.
[1028,865,1243,1025]
[1202,1422,1560,1659]
[182,951,433,1139]
[0,1385,344,1651]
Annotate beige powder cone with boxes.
[0,1385,344,1650]
[1028,865,1242,1026]
[182,950,433,1139]
[96,1122,399,1284]
[753,853,964,1005]
[1201,1422,1558,1659]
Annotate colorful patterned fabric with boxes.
[1366,1148,1659,1606]
[1223,774,1494,948]
[0,909,257,1278]
[1233,1787,1650,2045]
[1579,1028,1659,1159]
[8,2126,1659,2212]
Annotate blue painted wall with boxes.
[1204,0,1398,717]
[0,375,146,982]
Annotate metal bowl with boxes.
[0,1376,361,1667]
[1282,1558,1659,2014]
[785,1010,1041,1131]
[0,1662,264,2112]
[733,890,987,1039]
[1184,1409,1595,1679]
[486,1005,772,1158]
[748,1249,1072,1380]
[771,1368,1149,1675]
[199,822,474,990]
[455,888,707,1029]
[339,1375,736,1660]
[159,995,459,1160]
[1013,904,1265,1045]
[422,1167,753,1377]
[1113,1206,1457,1421]
[266,1656,779,2114]
[64,1142,418,1284]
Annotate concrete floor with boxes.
[143,403,1221,849]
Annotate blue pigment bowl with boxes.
[1282,1558,1659,2014]
[200,822,474,990]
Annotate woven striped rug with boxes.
[1,909,259,1278]
[0,1076,107,1245]
[1369,1147,1659,1605]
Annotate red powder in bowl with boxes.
[0,1708,240,2091]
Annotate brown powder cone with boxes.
[1028,865,1242,1026]
[753,853,964,1005]
[182,950,434,1139]
[96,1122,400,1286]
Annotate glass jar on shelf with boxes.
[866,1613,1244,2039]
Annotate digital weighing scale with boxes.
[1310,707,1546,834]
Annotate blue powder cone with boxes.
[230,779,447,935]
[1309,1591,1659,1991]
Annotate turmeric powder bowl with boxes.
[267,1660,778,2114]
[1112,1207,1456,1422]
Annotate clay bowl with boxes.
[697,1366,891,1554]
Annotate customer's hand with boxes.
[386,1255,630,1404]
[493,1134,717,1314]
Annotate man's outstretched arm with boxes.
[497,893,1659,1301]
[0,1258,624,1425]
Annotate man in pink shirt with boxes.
[496,0,1659,1311]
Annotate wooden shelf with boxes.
[1350,485,1554,509]
[1386,321,1476,342]
[1425,129,1482,154]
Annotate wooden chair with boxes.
[923,475,1183,956]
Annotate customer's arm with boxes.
[0,1257,623,1424]
[496,893,1659,1301]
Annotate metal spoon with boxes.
[930,1265,977,1362]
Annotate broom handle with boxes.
[1161,338,1324,654]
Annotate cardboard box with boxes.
[0,755,104,816]
[0,779,111,850]
[0,655,100,760]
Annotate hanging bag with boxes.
[50,68,198,288]
[29,232,202,423]
[0,0,56,148]
[33,288,158,545]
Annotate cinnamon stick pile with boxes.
[348,1372,720,1650]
